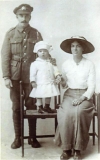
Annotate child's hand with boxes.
[31,81,37,88]
[55,75,62,84]
[60,77,68,88]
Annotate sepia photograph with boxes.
[0,0,100,159]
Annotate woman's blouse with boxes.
[62,57,95,99]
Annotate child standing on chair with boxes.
[30,41,61,113]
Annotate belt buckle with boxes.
[19,57,22,62]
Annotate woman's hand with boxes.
[72,96,87,106]
[31,81,37,88]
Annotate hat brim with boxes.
[60,38,95,54]
[16,10,31,15]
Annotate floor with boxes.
[1,137,100,160]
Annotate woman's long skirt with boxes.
[55,89,95,151]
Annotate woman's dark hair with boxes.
[70,40,85,54]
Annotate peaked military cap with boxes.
[13,4,33,14]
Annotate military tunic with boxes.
[1,24,42,83]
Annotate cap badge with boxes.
[21,6,27,10]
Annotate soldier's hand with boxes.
[49,57,57,66]
[31,81,37,88]
[4,79,13,89]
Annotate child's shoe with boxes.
[38,105,44,114]
[43,104,57,113]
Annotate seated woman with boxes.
[55,36,96,160]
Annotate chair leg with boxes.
[97,94,100,153]
[93,116,95,145]
[20,119,24,157]
[20,96,24,157]
[21,114,24,157]
[98,119,100,153]
[98,117,100,153]
[55,117,57,132]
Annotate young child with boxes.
[29,41,61,113]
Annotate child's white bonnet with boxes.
[33,41,53,53]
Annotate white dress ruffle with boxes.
[30,83,60,98]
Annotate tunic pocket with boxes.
[10,60,20,79]
[27,38,37,52]
[28,38,37,43]
[10,38,22,54]
[11,60,18,67]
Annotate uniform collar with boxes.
[16,24,31,33]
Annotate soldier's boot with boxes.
[28,119,41,148]
[11,111,21,149]
[11,136,21,149]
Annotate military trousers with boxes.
[10,80,37,138]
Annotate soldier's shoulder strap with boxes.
[30,26,37,31]
[7,26,16,33]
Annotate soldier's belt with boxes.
[11,55,27,62]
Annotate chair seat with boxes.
[24,110,57,118]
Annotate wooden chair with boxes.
[89,93,100,153]
[20,81,60,157]
[20,81,100,157]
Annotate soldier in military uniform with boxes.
[1,4,46,149]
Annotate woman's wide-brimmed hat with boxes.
[60,36,95,54]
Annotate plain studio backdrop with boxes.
[0,0,100,155]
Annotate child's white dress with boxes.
[30,57,60,98]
